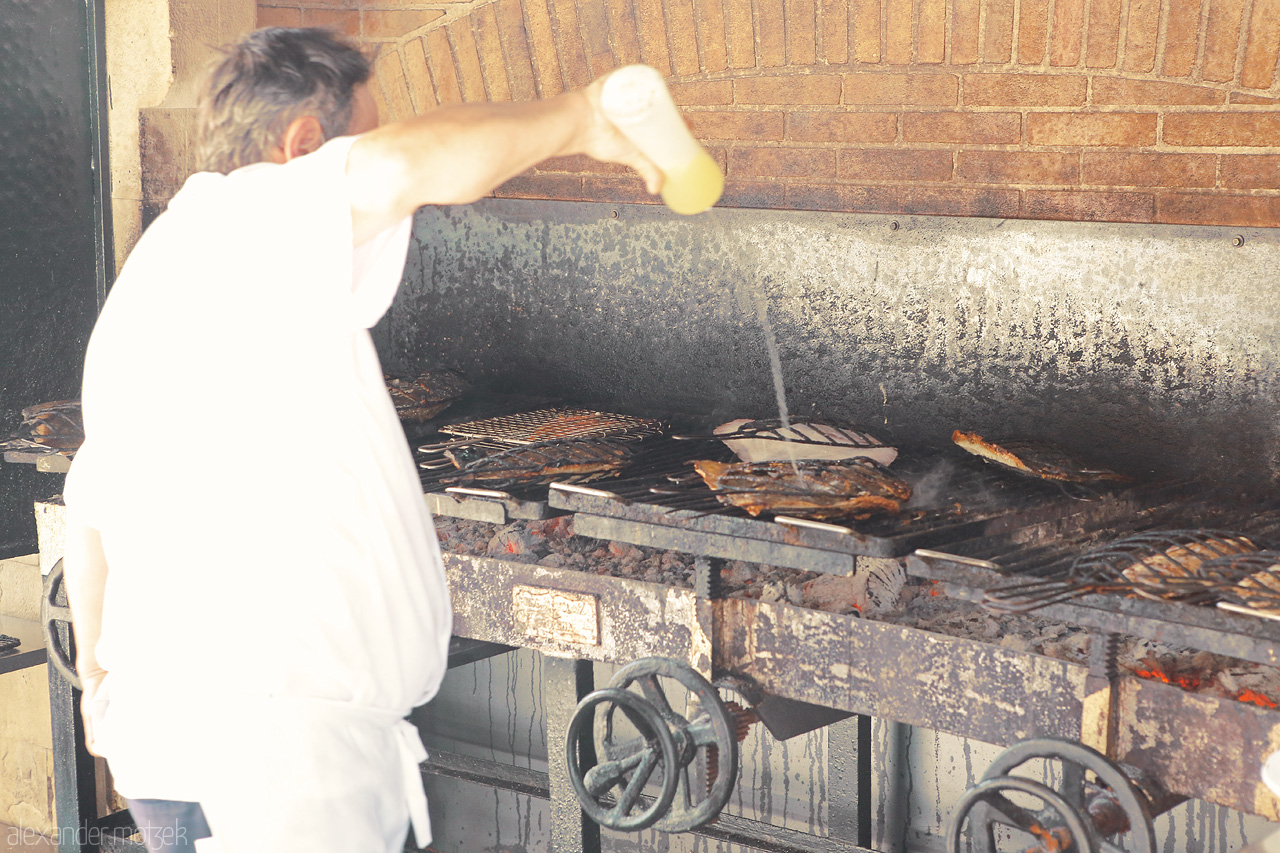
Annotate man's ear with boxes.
[273,114,326,162]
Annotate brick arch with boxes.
[365,0,1280,117]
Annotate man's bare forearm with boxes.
[62,511,109,680]
[346,80,659,244]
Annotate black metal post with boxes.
[544,657,602,853]
[828,713,874,849]
[48,626,98,853]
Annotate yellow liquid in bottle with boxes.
[659,150,725,215]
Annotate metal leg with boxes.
[828,713,873,849]
[48,624,97,853]
[545,657,602,853]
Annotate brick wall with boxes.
[260,0,1280,226]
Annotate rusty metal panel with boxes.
[444,553,712,673]
[1116,678,1280,820]
[715,598,1089,746]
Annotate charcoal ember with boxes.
[608,542,645,563]
[538,553,568,569]
[528,516,573,541]
[487,525,544,561]
[802,574,866,614]
[722,562,760,587]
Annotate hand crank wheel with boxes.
[606,657,738,833]
[566,686,680,832]
[947,737,1155,853]
[42,558,82,689]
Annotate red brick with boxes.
[424,28,463,105]
[282,0,357,8]
[736,74,843,104]
[671,80,733,105]
[494,173,586,200]
[695,0,730,71]
[473,5,512,101]
[1018,0,1050,64]
[758,0,787,66]
[368,64,389,123]
[447,20,488,102]
[302,9,359,37]
[257,7,302,28]
[1050,0,1084,65]
[537,154,632,174]
[1232,92,1280,104]
[1122,0,1160,72]
[789,0,819,64]
[902,112,1021,144]
[885,0,913,64]
[576,0,616,76]
[918,0,946,62]
[1221,154,1280,188]
[839,148,954,181]
[983,0,1015,62]
[786,111,898,142]
[1081,152,1217,187]
[730,147,838,178]
[720,181,789,208]
[963,73,1085,106]
[1201,0,1247,82]
[668,0,701,73]
[956,150,1079,184]
[496,0,538,100]
[550,0,593,88]
[630,0,671,75]
[1085,0,1121,67]
[401,37,438,113]
[375,52,413,121]
[845,72,958,105]
[522,0,564,96]
[364,10,443,39]
[822,0,851,64]
[605,0,643,66]
[688,111,786,139]
[1156,192,1280,227]
[785,183,843,210]
[1026,112,1156,146]
[1164,113,1280,146]
[952,0,980,63]
[1162,0,1202,77]
[580,175,659,204]
[1090,77,1223,105]
[852,0,881,62]
[1024,189,1154,221]
[1242,0,1280,89]
[842,185,1020,217]
[726,0,757,68]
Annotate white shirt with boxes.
[64,137,451,849]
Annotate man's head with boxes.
[195,27,374,174]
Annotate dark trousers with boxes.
[126,799,213,853]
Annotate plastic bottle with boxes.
[600,64,724,216]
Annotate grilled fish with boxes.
[692,458,912,520]
[952,430,1130,483]
[0,399,84,453]
[714,418,898,466]
[1121,535,1258,585]
[446,438,635,488]
[385,371,469,421]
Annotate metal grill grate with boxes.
[432,408,664,445]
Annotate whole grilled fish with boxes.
[447,438,635,488]
[692,458,912,520]
[952,430,1130,484]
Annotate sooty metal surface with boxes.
[389,200,1280,489]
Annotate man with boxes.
[61,27,661,853]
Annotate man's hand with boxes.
[579,78,664,196]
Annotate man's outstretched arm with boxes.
[345,77,660,245]
[62,512,110,755]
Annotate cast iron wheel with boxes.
[946,738,1155,853]
[42,559,82,689]
[566,686,680,832]
[604,657,738,833]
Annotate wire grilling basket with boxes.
[983,529,1266,613]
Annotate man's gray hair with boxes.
[195,27,372,175]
